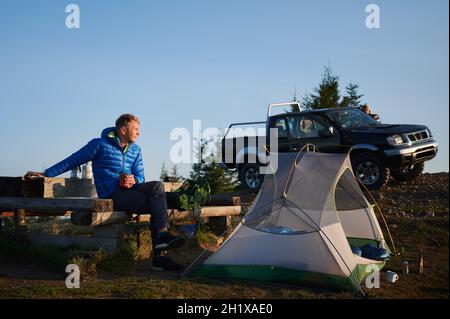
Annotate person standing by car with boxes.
[361,104,380,121]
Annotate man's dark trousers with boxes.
[109,181,170,253]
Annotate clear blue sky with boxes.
[0,0,448,180]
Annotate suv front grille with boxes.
[406,130,430,143]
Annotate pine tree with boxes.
[301,92,315,110]
[290,88,301,112]
[189,138,238,194]
[302,67,364,110]
[290,102,301,113]
[311,67,341,109]
[160,162,169,182]
[343,82,364,108]
[340,96,351,108]
[170,165,182,182]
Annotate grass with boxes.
[362,216,449,298]
[1,214,448,299]
[2,216,446,299]
[0,273,355,299]
[0,230,138,277]
[194,223,221,248]
[0,231,69,272]
[0,193,447,299]
[97,243,136,275]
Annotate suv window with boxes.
[274,118,288,138]
[288,115,327,139]
[328,108,380,129]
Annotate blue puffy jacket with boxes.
[44,127,145,198]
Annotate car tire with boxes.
[351,153,390,190]
[391,162,425,182]
[240,163,264,193]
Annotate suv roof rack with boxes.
[267,102,306,118]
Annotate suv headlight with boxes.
[386,135,405,146]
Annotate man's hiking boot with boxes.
[151,255,185,272]
[154,231,186,252]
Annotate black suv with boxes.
[222,106,438,190]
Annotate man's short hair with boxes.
[115,114,140,130]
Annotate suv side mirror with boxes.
[319,126,336,137]
[329,126,335,136]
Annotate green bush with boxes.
[194,223,218,247]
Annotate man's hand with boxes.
[123,174,136,188]
[24,171,45,179]
[119,174,136,189]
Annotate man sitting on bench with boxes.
[25,114,185,272]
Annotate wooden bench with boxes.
[0,177,241,252]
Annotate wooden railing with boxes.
[0,177,242,252]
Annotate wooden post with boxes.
[0,177,96,198]
[71,206,241,226]
[14,208,27,232]
[207,216,232,236]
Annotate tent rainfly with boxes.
[193,151,390,292]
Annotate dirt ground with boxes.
[0,173,448,299]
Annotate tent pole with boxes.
[357,180,398,255]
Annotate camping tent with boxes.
[193,151,390,292]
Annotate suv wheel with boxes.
[352,153,390,190]
[391,162,425,182]
[240,163,263,193]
